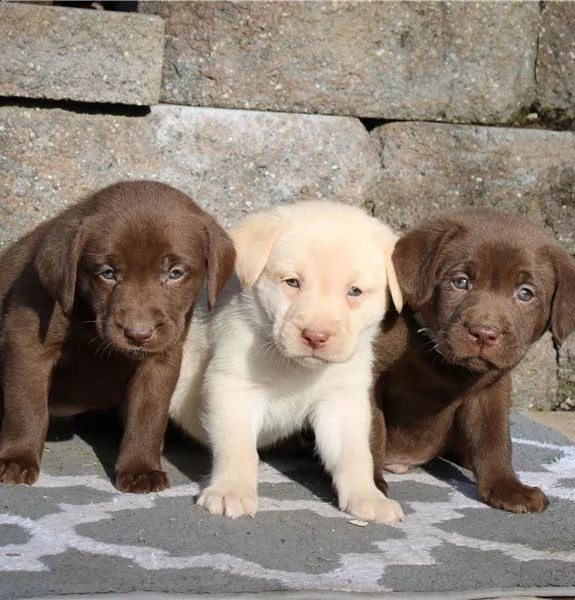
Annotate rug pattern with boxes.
[0,413,574,599]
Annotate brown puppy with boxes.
[0,180,235,492]
[371,208,575,513]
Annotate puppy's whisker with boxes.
[86,336,102,351]
[94,341,114,360]
[421,336,442,356]
[269,345,293,369]
[431,343,444,357]
[83,332,97,342]
[254,340,277,360]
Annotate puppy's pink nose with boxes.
[468,324,500,347]
[124,325,154,343]
[302,328,331,349]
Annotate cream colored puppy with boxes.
[170,201,404,523]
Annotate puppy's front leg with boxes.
[197,377,260,518]
[456,381,549,513]
[0,338,54,485]
[312,391,404,524]
[115,353,179,493]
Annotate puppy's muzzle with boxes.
[109,310,167,353]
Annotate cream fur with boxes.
[170,200,404,523]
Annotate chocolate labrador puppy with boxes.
[371,208,575,512]
[0,180,235,492]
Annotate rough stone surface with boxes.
[0,3,165,105]
[513,333,558,411]
[536,2,575,113]
[370,122,575,253]
[140,1,539,123]
[557,335,575,410]
[0,104,382,248]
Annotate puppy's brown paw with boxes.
[0,458,40,485]
[482,481,549,513]
[116,469,170,493]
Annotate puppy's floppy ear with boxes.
[379,231,403,312]
[548,245,575,346]
[230,211,283,286]
[34,213,85,316]
[201,215,237,310]
[392,218,464,309]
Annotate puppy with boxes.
[0,180,235,492]
[170,201,405,523]
[370,208,575,512]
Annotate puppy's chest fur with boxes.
[234,352,344,448]
[49,312,137,416]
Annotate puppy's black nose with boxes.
[468,324,500,347]
[124,326,154,343]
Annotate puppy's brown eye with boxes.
[452,277,469,290]
[168,268,185,281]
[348,286,363,297]
[516,287,534,302]
[99,268,117,282]
[284,278,300,289]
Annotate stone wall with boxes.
[0,0,574,410]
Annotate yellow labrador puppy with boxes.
[170,201,404,523]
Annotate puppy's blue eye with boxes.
[517,287,534,302]
[348,286,363,297]
[452,277,469,290]
[99,268,117,281]
[168,268,185,281]
[284,278,300,289]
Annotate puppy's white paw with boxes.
[341,492,405,524]
[197,484,258,518]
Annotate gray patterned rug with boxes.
[1,412,574,600]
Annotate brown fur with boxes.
[0,180,235,492]
[371,209,575,512]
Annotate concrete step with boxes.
[0,103,382,247]
[369,122,575,255]
[0,2,164,105]
[140,1,541,123]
